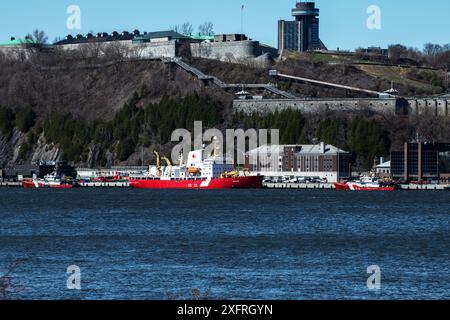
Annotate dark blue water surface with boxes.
[0,189,448,300]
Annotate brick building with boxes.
[245,143,352,183]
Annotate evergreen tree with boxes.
[0,107,16,138]
[15,106,36,133]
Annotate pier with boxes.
[264,182,335,189]
[399,184,448,191]
[79,182,130,188]
[0,182,22,187]
[1,181,448,190]
[263,182,449,191]
[0,181,130,188]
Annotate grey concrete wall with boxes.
[57,40,177,58]
[1,40,178,60]
[233,98,400,115]
[137,40,177,58]
[234,98,450,117]
[191,41,262,61]
[407,98,449,117]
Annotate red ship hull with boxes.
[22,180,44,188]
[129,175,264,189]
[22,180,73,189]
[334,182,395,191]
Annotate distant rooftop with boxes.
[189,34,214,41]
[54,30,143,45]
[377,160,391,169]
[247,144,349,156]
[133,30,190,43]
[0,37,34,46]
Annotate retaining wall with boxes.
[191,41,271,61]
[234,98,450,117]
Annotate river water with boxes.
[0,188,448,300]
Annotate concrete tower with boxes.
[278,1,326,52]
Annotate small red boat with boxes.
[22,172,75,189]
[334,176,396,191]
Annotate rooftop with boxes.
[247,144,349,156]
[0,38,34,46]
[133,30,190,42]
[54,30,143,45]
[377,161,391,168]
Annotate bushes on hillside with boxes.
[43,112,93,162]
[347,117,389,169]
[116,138,135,161]
[40,93,222,163]
[0,107,16,138]
[15,106,36,133]
[234,110,389,170]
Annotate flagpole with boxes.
[241,4,244,38]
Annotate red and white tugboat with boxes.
[22,172,75,189]
[334,176,396,191]
[128,146,264,190]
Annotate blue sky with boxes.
[1,0,449,50]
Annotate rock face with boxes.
[0,130,61,167]
[30,134,61,164]
[0,136,11,167]
[0,129,24,166]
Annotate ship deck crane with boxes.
[154,151,162,177]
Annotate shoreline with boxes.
[1,181,449,191]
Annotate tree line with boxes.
[233,109,390,170]
[169,22,215,36]
[388,43,450,70]
[1,93,222,165]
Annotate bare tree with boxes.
[198,22,214,36]
[100,42,131,60]
[25,29,49,44]
[181,22,194,36]
[170,24,180,34]
[423,43,443,56]
[170,22,194,36]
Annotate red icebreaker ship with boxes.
[128,147,264,190]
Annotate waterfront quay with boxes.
[79,181,130,188]
[0,181,130,188]
[0,181,22,187]
[263,182,449,190]
[1,181,449,190]
[264,182,335,189]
